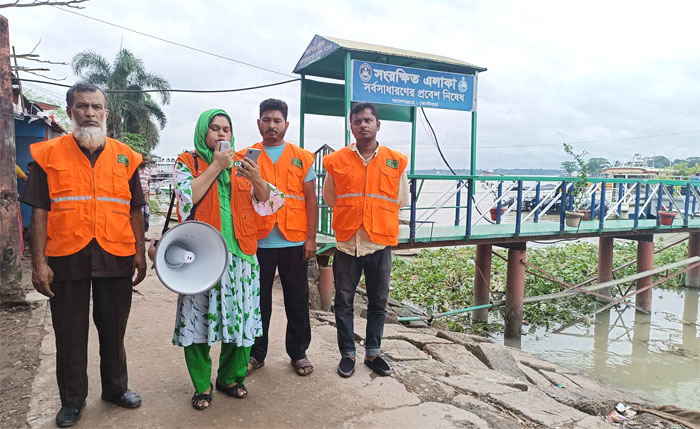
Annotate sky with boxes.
[5,0,699,170]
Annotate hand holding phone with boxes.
[213,140,233,171]
[236,148,261,177]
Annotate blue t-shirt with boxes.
[258,143,316,248]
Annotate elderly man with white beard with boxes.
[20,83,147,427]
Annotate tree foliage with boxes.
[646,155,671,168]
[560,161,576,176]
[662,161,700,178]
[121,133,148,153]
[71,49,171,152]
[585,157,610,175]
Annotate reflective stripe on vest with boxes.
[50,195,92,203]
[367,193,399,203]
[336,193,397,203]
[284,194,305,201]
[97,196,130,205]
[336,193,363,199]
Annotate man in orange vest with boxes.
[241,99,318,377]
[19,83,147,428]
[323,102,409,378]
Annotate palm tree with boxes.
[72,49,171,151]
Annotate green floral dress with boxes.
[171,160,285,347]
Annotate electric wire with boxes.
[51,5,296,78]
[17,77,300,93]
[419,107,495,224]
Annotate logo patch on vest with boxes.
[291,157,303,169]
[386,159,399,169]
[117,154,129,167]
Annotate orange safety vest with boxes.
[323,145,407,246]
[235,142,314,241]
[176,152,259,256]
[30,134,142,257]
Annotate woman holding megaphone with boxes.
[170,109,284,410]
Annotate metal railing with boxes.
[404,175,700,241]
[312,147,700,242]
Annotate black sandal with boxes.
[215,379,247,399]
[191,384,213,410]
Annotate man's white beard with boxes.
[72,118,107,152]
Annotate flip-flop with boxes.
[246,357,264,376]
[291,358,314,376]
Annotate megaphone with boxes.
[154,221,228,295]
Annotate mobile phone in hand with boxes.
[236,148,261,176]
[219,141,230,151]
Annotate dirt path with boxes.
[14,260,686,428]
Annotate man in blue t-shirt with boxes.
[244,99,318,377]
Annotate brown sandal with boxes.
[246,357,264,376]
[292,358,314,376]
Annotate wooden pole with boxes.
[0,15,24,303]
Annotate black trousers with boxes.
[333,247,391,358]
[49,277,133,407]
[251,246,311,362]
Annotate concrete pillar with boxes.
[504,244,527,345]
[636,240,654,312]
[686,232,700,287]
[597,237,614,300]
[473,244,492,323]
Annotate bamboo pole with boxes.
[521,259,650,314]
[492,256,700,306]
[553,260,700,334]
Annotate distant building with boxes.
[155,156,176,174]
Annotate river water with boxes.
[150,180,700,410]
[497,289,700,410]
